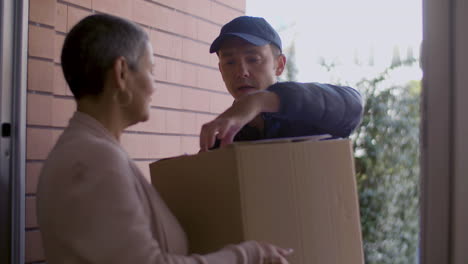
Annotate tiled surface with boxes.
[55,3,67,33]
[66,5,91,32]
[26,163,42,194]
[28,25,55,59]
[27,59,54,93]
[29,0,56,26]
[64,0,92,8]
[25,230,45,263]
[93,0,133,19]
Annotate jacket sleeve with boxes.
[266,82,363,137]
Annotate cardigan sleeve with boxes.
[38,141,263,264]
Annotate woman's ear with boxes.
[110,56,133,106]
[113,56,130,91]
[275,54,287,76]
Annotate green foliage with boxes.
[352,60,420,264]
[280,40,298,82]
[315,56,421,263]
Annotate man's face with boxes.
[218,38,285,99]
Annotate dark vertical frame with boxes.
[420,0,468,263]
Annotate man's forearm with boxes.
[246,90,280,113]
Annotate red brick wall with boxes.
[26,0,245,262]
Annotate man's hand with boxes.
[258,242,293,264]
[199,91,280,151]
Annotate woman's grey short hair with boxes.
[61,13,149,100]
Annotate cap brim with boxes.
[209,33,270,53]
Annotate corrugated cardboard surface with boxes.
[149,148,245,253]
[150,138,364,264]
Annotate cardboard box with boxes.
[150,137,364,264]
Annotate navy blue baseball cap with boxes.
[209,16,282,53]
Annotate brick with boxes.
[151,0,184,10]
[185,0,211,19]
[181,112,198,134]
[146,134,162,159]
[26,162,43,194]
[145,134,160,158]
[132,0,157,28]
[166,59,183,85]
[29,0,56,26]
[149,108,166,133]
[158,135,181,158]
[182,39,210,66]
[93,0,132,19]
[27,58,54,93]
[154,57,167,82]
[125,134,145,159]
[26,196,38,228]
[210,2,243,25]
[145,134,156,158]
[28,25,55,59]
[196,113,215,132]
[165,110,182,134]
[167,11,185,36]
[197,67,225,92]
[154,6,173,32]
[27,128,55,160]
[52,97,75,127]
[25,230,45,263]
[182,15,198,40]
[55,3,67,33]
[66,6,90,33]
[64,0,92,8]
[120,133,150,159]
[142,108,166,133]
[181,136,199,155]
[197,19,220,43]
[180,63,198,87]
[181,88,211,112]
[54,34,65,63]
[210,93,232,113]
[152,83,182,109]
[217,0,246,11]
[150,30,182,59]
[53,65,71,96]
[27,93,52,126]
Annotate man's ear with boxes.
[275,54,287,76]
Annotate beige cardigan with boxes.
[37,112,261,264]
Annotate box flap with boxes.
[233,134,333,146]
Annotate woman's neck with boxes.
[76,98,128,142]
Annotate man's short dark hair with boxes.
[61,14,149,100]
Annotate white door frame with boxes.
[0,0,28,263]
